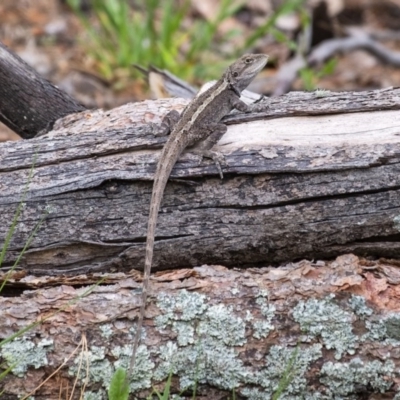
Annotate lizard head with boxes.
[225,54,268,93]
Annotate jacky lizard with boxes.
[128,54,269,377]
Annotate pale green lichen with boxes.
[99,324,114,339]
[363,319,387,342]
[314,88,331,97]
[156,290,208,326]
[153,290,249,391]
[69,342,154,393]
[253,296,276,339]
[241,344,322,399]
[83,390,107,400]
[292,294,357,359]
[320,358,395,396]
[173,321,195,346]
[348,295,373,319]
[1,337,53,377]
[156,290,246,347]
[361,314,400,347]
[112,344,154,392]
[258,289,270,298]
[197,304,246,346]
[384,316,400,341]
[393,214,400,231]
[69,346,114,386]
[154,338,247,391]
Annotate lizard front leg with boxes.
[155,109,181,137]
[231,96,270,113]
[189,123,228,179]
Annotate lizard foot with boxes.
[250,97,270,113]
[203,150,227,179]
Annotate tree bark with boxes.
[1,89,400,275]
[1,254,400,399]
[0,41,86,139]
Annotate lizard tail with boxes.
[127,142,183,380]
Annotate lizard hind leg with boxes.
[190,123,228,179]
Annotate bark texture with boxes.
[1,255,400,399]
[0,41,86,139]
[1,89,400,275]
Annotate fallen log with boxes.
[0,41,85,139]
[1,89,400,275]
[1,255,400,398]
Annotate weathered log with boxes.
[1,89,400,275]
[0,41,86,139]
[1,254,400,399]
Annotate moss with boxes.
[0,337,53,377]
[292,294,357,359]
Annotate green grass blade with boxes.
[108,368,129,400]
[272,345,299,400]
[0,153,37,268]
[0,208,49,294]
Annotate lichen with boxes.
[253,295,276,339]
[156,290,246,347]
[320,358,395,396]
[363,319,387,342]
[292,294,357,359]
[83,390,107,400]
[156,290,208,327]
[197,304,246,346]
[99,324,114,339]
[393,214,400,231]
[361,313,400,347]
[0,337,53,377]
[384,316,400,341]
[153,290,249,390]
[348,295,373,319]
[69,345,114,386]
[241,344,322,399]
[154,337,247,391]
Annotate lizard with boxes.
[127,53,269,379]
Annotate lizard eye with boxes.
[245,58,252,63]
[232,72,239,77]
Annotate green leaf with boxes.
[108,368,130,400]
